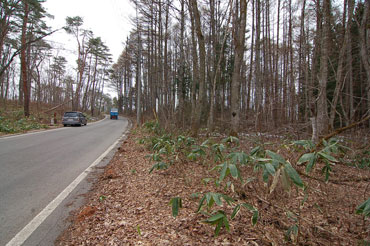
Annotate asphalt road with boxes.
[0,117,129,246]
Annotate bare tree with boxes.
[230,0,247,135]
[189,0,206,136]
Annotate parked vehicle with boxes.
[110,108,118,120]
[62,112,87,126]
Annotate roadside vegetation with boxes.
[0,111,48,134]
[141,121,369,244]
[0,101,50,134]
[0,100,103,135]
[58,120,369,245]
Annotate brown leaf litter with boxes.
[56,128,369,245]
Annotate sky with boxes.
[43,0,135,64]
[42,0,135,97]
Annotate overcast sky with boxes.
[43,0,135,63]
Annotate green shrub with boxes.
[0,115,48,134]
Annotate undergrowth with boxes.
[137,120,369,244]
[0,110,49,133]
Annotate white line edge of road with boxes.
[6,129,127,246]
[0,115,108,140]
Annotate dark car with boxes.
[62,111,87,126]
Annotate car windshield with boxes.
[64,112,78,117]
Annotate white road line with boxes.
[0,126,68,140]
[6,132,126,246]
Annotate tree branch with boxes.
[0,29,61,78]
[321,113,370,143]
[43,99,73,114]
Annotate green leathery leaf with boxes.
[219,162,228,181]
[322,164,332,182]
[297,153,315,165]
[223,216,230,231]
[252,211,259,225]
[207,194,215,209]
[262,167,269,183]
[265,163,276,175]
[231,204,241,219]
[241,203,256,211]
[318,151,338,163]
[266,150,286,164]
[250,146,261,156]
[229,164,239,179]
[214,220,222,236]
[356,198,370,217]
[197,196,206,212]
[284,162,304,188]
[212,193,222,206]
[206,212,224,222]
[221,194,234,205]
[306,153,317,173]
[228,151,249,164]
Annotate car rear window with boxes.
[64,112,78,117]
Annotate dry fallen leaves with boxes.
[56,128,370,245]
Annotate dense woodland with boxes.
[112,0,370,139]
[1,0,370,138]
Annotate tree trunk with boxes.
[358,0,370,126]
[317,0,330,136]
[254,0,262,131]
[188,5,199,132]
[136,25,142,126]
[21,0,29,117]
[208,0,232,132]
[189,0,206,136]
[177,0,185,126]
[230,0,247,135]
[288,0,295,123]
[329,0,354,129]
[247,0,255,117]
[298,0,306,122]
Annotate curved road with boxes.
[0,117,129,246]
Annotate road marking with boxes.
[6,131,127,246]
[0,126,68,140]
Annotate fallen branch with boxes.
[297,114,370,164]
[43,99,72,114]
[330,176,370,184]
[320,114,370,145]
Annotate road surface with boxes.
[0,117,129,246]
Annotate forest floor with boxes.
[56,124,370,246]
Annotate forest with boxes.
[1,0,370,244]
[110,0,370,141]
[0,0,369,137]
